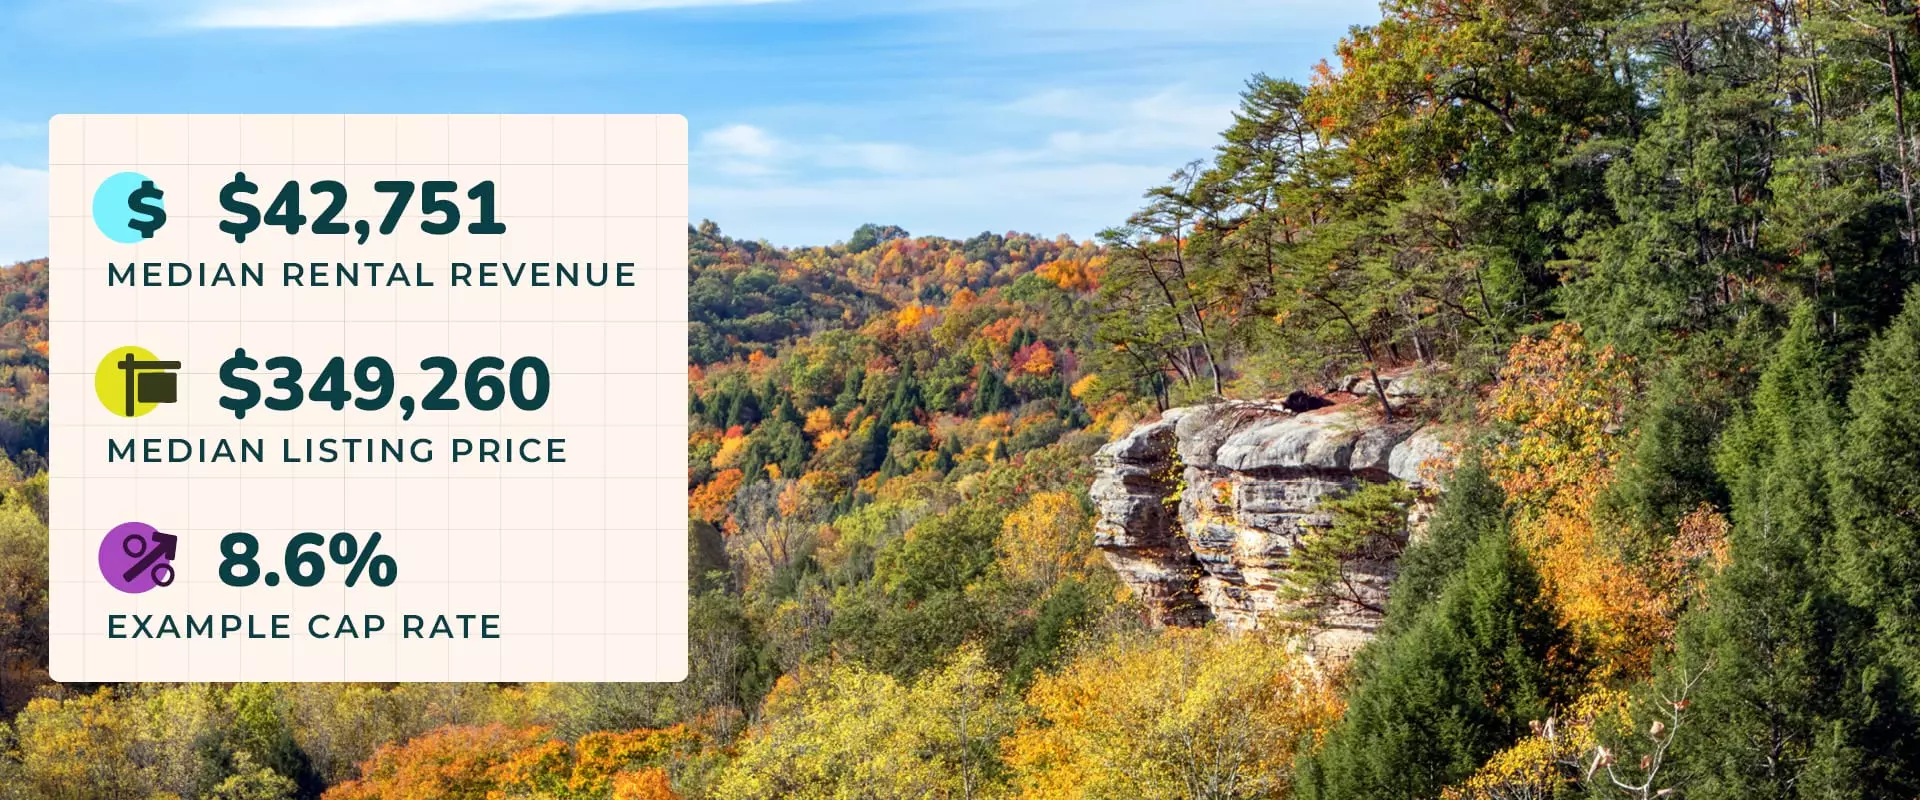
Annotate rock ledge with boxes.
[1090,396,1451,651]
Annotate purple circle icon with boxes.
[99,522,178,594]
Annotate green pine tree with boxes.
[1837,288,1920,714]
[1660,304,1915,798]
[1297,488,1571,800]
[1379,454,1503,632]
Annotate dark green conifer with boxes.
[1662,304,1914,798]
[1298,481,1570,800]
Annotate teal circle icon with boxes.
[93,171,167,244]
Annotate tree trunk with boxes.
[1887,7,1918,263]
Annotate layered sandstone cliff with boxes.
[1089,388,1451,653]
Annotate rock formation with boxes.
[1090,386,1451,654]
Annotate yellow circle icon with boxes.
[95,347,182,418]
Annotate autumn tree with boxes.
[727,477,821,584]
[1438,689,1630,800]
[1483,324,1671,677]
[714,645,1014,800]
[8,690,151,800]
[207,752,299,800]
[488,726,700,799]
[0,473,46,716]
[994,490,1100,593]
[1007,627,1340,800]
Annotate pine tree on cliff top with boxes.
[1660,304,1915,798]
[1296,481,1572,800]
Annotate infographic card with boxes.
[47,114,689,682]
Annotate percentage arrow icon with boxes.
[122,530,178,584]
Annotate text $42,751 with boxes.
[218,174,507,244]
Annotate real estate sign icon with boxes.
[93,346,179,418]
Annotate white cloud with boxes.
[191,0,786,29]
[900,0,1374,36]
[702,123,782,175]
[705,124,779,159]
[699,124,924,178]
[1029,88,1235,158]
[0,164,48,266]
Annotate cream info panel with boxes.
[47,114,689,682]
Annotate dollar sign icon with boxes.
[125,181,165,239]
[218,347,261,420]
[92,172,164,245]
[219,172,261,244]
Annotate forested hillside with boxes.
[0,260,46,462]
[14,0,1920,797]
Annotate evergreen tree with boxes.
[1837,289,1920,700]
[725,389,762,429]
[1598,362,1731,554]
[972,368,1009,415]
[1297,495,1571,800]
[1663,305,1915,798]
[832,368,863,417]
[1379,454,1502,631]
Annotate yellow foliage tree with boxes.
[802,407,836,436]
[1440,689,1630,800]
[488,726,699,798]
[10,690,149,800]
[713,645,1015,800]
[1005,628,1341,800]
[996,491,1101,592]
[896,303,938,333]
[711,432,748,470]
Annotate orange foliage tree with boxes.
[1481,323,1672,679]
[323,724,543,800]
[322,723,695,800]
[689,469,745,524]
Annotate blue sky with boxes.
[0,0,1380,263]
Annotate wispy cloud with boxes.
[0,0,1377,259]
[0,165,48,265]
[702,124,782,176]
[699,123,924,178]
[1014,87,1236,158]
[191,0,788,29]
